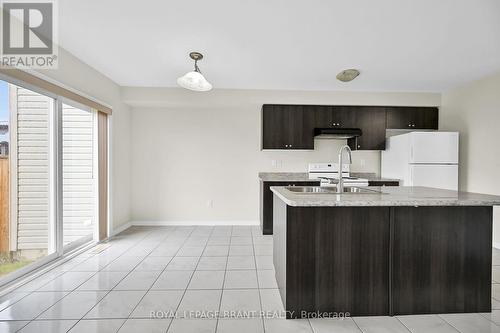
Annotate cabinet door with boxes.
[386,107,411,129]
[412,107,438,129]
[387,107,438,130]
[332,106,356,128]
[314,106,356,128]
[313,106,334,128]
[262,105,314,150]
[262,105,289,149]
[348,107,387,150]
[287,105,315,149]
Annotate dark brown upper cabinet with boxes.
[313,106,356,128]
[386,107,438,130]
[348,107,387,150]
[262,104,314,149]
[261,104,438,151]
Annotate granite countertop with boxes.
[258,172,312,182]
[270,186,500,207]
[258,172,400,183]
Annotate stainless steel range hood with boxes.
[314,128,362,140]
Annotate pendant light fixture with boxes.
[177,52,213,92]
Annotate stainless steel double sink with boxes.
[285,186,382,194]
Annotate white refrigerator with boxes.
[381,131,459,191]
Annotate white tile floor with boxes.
[0,225,500,332]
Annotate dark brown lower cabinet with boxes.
[273,198,493,318]
[367,180,400,186]
[392,206,492,315]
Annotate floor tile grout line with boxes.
[61,227,163,333]
[7,229,154,332]
[112,228,180,332]
[351,317,367,333]
[215,225,231,333]
[425,315,461,333]
[20,251,136,331]
[251,227,266,333]
[437,314,465,333]
[27,228,144,293]
[394,316,427,333]
[472,312,500,329]
[0,253,94,316]
[116,225,200,332]
[1,242,101,301]
[163,226,209,333]
[5,226,500,333]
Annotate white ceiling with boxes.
[59,0,500,92]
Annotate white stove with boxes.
[308,163,369,187]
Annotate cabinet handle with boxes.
[289,144,293,148]
[357,145,361,149]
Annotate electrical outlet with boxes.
[360,159,366,167]
[272,160,277,167]
[207,200,214,208]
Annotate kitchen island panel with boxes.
[273,196,391,318]
[392,206,492,315]
[314,206,390,316]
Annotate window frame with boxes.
[0,72,108,288]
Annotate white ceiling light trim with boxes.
[177,52,213,92]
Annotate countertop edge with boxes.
[259,172,400,183]
[270,186,500,207]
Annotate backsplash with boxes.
[262,138,381,176]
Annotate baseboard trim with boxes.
[110,221,133,237]
[109,220,259,236]
[131,220,259,226]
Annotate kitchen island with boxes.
[259,172,399,235]
[270,186,500,318]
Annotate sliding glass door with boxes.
[61,101,97,250]
[0,77,99,286]
[0,79,57,281]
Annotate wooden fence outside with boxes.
[0,157,9,253]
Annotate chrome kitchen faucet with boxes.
[337,145,352,193]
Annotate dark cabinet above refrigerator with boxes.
[261,104,438,150]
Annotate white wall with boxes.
[440,72,500,246]
[125,87,440,223]
[36,48,132,231]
